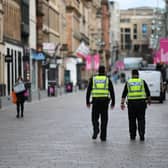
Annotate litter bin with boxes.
[48,85,55,96]
[65,82,73,92]
[24,82,31,101]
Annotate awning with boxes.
[32,52,45,60]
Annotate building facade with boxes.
[3,0,23,96]
[57,0,67,86]
[109,1,120,66]
[75,0,91,85]
[0,0,116,96]
[36,0,62,90]
[88,0,102,76]
[65,0,81,86]
[166,0,168,37]
[65,0,91,86]
[120,7,154,61]
[29,0,37,90]
[0,0,4,91]
[101,0,111,71]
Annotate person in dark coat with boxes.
[86,65,115,141]
[14,77,26,118]
[120,69,151,141]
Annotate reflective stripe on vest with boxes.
[127,78,146,100]
[92,75,109,97]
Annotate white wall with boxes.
[66,58,77,86]
[29,0,37,90]
[5,42,23,95]
[29,0,36,49]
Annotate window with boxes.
[120,19,130,23]
[142,24,147,34]
[133,24,137,33]
[125,28,130,33]
[133,35,137,39]
[134,45,139,52]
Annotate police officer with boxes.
[86,65,115,141]
[120,69,151,141]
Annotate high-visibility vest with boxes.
[127,78,146,100]
[92,75,109,98]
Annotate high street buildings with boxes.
[0,0,111,96]
[120,7,154,60]
[0,0,167,97]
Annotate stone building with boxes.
[36,0,64,89]
[76,0,90,85]
[65,0,91,86]
[101,0,111,71]
[120,7,154,59]
[163,0,168,37]
[29,0,37,91]
[65,0,81,86]
[87,0,101,76]
[109,1,120,66]
[3,0,23,96]
[0,0,4,95]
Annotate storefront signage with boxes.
[43,43,56,54]
[5,55,12,62]
[32,52,45,60]
[154,38,168,64]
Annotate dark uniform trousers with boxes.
[92,100,109,139]
[16,93,25,117]
[127,100,147,138]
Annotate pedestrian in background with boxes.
[13,77,26,118]
[86,65,115,141]
[112,69,119,84]
[120,69,151,141]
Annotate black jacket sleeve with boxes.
[86,78,92,105]
[143,80,151,97]
[121,82,128,99]
[108,79,115,106]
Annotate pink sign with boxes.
[160,38,168,63]
[93,54,100,70]
[154,38,168,64]
[85,55,92,70]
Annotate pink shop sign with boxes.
[160,38,168,63]
[154,38,168,64]
[93,54,100,70]
[85,55,92,70]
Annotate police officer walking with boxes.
[86,65,115,141]
[120,69,151,141]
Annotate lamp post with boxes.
[150,7,164,52]
[60,44,68,87]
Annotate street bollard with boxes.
[74,85,78,92]
[55,87,57,97]
[59,87,62,96]
[38,89,41,100]
[0,97,1,109]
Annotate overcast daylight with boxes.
[110,0,165,9]
[1,1,168,167]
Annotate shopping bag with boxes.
[24,90,29,101]
[13,83,25,93]
[11,91,17,104]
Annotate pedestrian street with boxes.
[0,83,168,168]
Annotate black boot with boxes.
[21,112,24,118]
[16,113,19,118]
